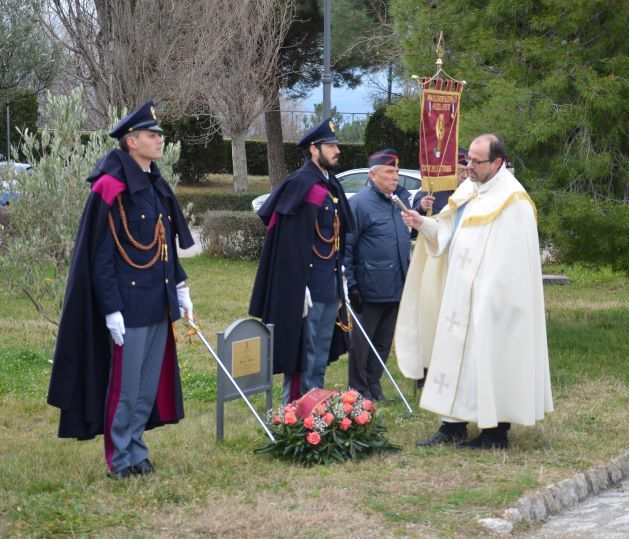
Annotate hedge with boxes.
[199,210,266,260]
[176,190,265,216]
[175,140,367,181]
[533,192,628,273]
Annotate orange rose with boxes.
[343,402,354,414]
[306,431,321,446]
[284,412,297,426]
[362,399,375,412]
[314,404,327,416]
[272,414,281,425]
[355,411,370,425]
[342,390,358,405]
[303,416,315,430]
[323,412,334,426]
[283,404,296,414]
[339,417,352,431]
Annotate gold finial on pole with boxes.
[436,31,445,70]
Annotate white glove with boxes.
[176,283,194,321]
[342,276,350,304]
[303,286,313,318]
[105,311,125,346]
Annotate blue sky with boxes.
[302,83,375,114]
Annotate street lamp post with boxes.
[322,0,331,119]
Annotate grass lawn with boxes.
[0,258,627,537]
[179,173,271,193]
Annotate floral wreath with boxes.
[255,388,400,465]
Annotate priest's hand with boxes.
[177,282,194,321]
[419,195,435,213]
[303,286,313,318]
[348,286,363,314]
[402,209,423,230]
[105,311,125,346]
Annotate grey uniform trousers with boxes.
[104,316,168,472]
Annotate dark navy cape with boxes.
[249,159,354,376]
[47,149,194,440]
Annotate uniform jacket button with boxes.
[141,214,145,219]
[131,281,136,286]
[309,263,314,268]
[165,278,169,284]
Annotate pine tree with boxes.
[390,0,628,200]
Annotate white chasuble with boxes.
[396,167,554,428]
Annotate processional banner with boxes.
[419,78,464,193]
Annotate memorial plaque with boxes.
[232,337,261,378]
[216,318,274,441]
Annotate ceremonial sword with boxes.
[344,303,413,413]
[185,319,276,443]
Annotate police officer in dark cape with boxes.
[249,118,354,404]
[47,101,195,479]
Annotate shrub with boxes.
[364,106,419,169]
[245,140,367,176]
[0,87,181,322]
[166,139,367,181]
[199,210,265,260]
[0,89,38,162]
[534,191,628,273]
[177,190,265,216]
[161,115,226,182]
[0,205,12,251]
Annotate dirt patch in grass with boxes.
[152,485,414,539]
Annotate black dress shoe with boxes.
[132,459,155,475]
[107,466,133,480]
[416,423,468,447]
[457,432,508,450]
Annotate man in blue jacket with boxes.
[344,149,411,401]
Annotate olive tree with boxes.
[0,87,181,323]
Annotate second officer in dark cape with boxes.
[249,118,354,404]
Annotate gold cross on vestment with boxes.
[434,373,449,394]
[458,248,472,270]
[445,311,460,332]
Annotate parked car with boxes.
[251,167,421,212]
[0,160,31,205]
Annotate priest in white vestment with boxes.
[397,134,553,449]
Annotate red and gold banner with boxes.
[419,78,464,193]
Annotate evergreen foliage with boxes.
[199,210,265,260]
[161,115,225,183]
[390,0,628,268]
[0,89,38,161]
[390,0,627,200]
[0,0,60,103]
[364,106,418,169]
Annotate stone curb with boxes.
[478,450,629,535]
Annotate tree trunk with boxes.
[264,85,286,189]
[231,131,249,192]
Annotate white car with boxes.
[0,160,31,205]
[251,167,421,212]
